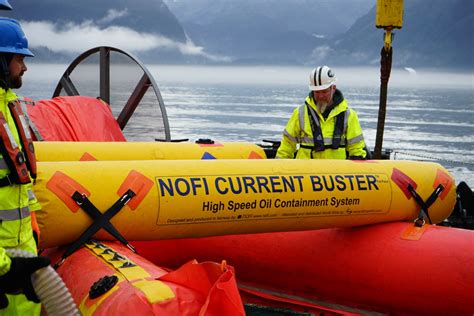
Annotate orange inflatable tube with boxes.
[134,222,474,315]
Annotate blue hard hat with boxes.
[0,18,34,57]
[0,0,12,10]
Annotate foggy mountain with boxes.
[3,0,192,63]
[4,0,472,69]
[165,0,472,68]
[7,0,186,41]
[163,0,374,64]
[310,0,474,69]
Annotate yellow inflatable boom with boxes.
[34,141,266,161]
[35,159,456,248]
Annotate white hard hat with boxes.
[309,66,336,91]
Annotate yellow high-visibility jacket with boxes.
[276,90,366,159]
[0,87,40,315]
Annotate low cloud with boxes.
[21,20,231,62]
[98,9,129,24]
[309,45,333,62]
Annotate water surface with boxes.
[19,64,474,187]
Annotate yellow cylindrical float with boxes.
[34,141,266,161]
[35,159,456,249]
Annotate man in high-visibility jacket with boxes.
[276,65,367,159]
[0,17,50,315]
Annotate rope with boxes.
[393,150,474,166]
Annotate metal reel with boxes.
[53,46,170,141]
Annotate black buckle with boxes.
[313,141,326,152]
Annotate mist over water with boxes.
[19,63,474,187]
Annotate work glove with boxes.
[0,256,51,309]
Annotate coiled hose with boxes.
[6,249,80,316]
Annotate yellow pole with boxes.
[373,0,404,159]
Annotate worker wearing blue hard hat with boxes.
[0,17,51,316]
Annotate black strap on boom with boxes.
[407,184,445,227]
[54,189,136,269]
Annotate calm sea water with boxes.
[19,63,474,187]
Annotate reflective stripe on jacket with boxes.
[276,90,366,159]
